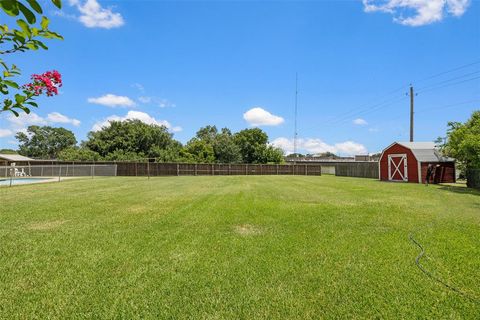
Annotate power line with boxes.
[417,70,480,92]
[417,75,480,94]
[303,60,480,134]
[366,99,480,129]
[415,60,480,84]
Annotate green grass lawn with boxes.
[1,176,479,319]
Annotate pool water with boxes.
[0,178,54,186]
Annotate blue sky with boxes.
[0,0,479,155]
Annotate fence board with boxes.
[335,162,379,179]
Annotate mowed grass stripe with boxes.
[0,176,479,319]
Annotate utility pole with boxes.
[293,73,298,162]
[409,85,414,142]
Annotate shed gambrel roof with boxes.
[395,142,455,163]
[0,154,34,162]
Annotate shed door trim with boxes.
[388,154,408,182]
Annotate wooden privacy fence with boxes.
[335,162,379,179]
[116,163,322,177]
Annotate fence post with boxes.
[147,161,150,180]
[245,164,248,175]
[177,163,180,176]
[228,164,231,175]
[212,164,215,176]
[276,164,279,175]
[58,165,62,182]
[260,164,262,175]
[195,164,197,176]
[91,165,94,179]
[305,165,307,176]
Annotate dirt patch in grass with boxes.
[234,224,263,236]
[27,220,68,231]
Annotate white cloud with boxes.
[0,129,13,138]
[138,96,176,108]
[88,94,136,108]
[68,0,124,29]
[7,112,48,128]
[92,110,182,133]
[138,96,152,104]
[363,0,470,26]
[46,112,81,127]
[272,137,367,156]
[4,112,81,137]
[131,83,145,93]
[243,107,284,126]
[353,118,368,126]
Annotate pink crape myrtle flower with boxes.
[23,70,62,97]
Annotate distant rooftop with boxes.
[0,154,34,162]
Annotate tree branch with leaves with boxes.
[0,0,63,116]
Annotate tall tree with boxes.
[16,125,76,159]
[58,147,101,161]
[195,125,218,144]
[213,128,242,163]
[444,110,480,169]
[85,119,180,160]
[1,0,63,116]
[180,138,215,163]
[233,128,269,163]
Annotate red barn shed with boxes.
[379,142,456,184]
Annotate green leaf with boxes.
[10,109,19,117]
[42,30,63,40]
[40,16,49,30]
[0,0,19,16]
[26,0,42,14]
[17,19,31,37]
[51,0,62,9]
[33,39,47,50]
[17,2,36,24]
[26,101,38,108]
[25,42,38,50]
[14,94,26,104]
[3,80,19,89]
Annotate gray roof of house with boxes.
[396,142,455,162]
[0,154,34,162]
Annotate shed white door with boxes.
[388,154,408,182]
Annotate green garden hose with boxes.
[409,230,479,303]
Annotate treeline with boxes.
[15,120,285,164]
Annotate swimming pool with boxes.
[0,178,54,186]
